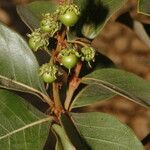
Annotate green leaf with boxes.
[0,89,52,149]
[71,112,144,150]
[0,22,50,102]
[60,113,90,150]
[70,84,115,109]
[138,0,150,16]
[72,0,127,39]
[82,68,150,107]
[17,1,58,30]
[52,124,75,150]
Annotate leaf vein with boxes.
[85,136,129,149]
[0,117,51,140]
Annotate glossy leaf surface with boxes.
[82,68,150,107]
[0,89,52,149]
[0,22,49,102]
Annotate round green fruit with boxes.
[28,37,38,51]
[42,72,56,83]
[61,54,78,69]
[40,19,52,32]
[59,11,78,27]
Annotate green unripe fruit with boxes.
[57,4,80,27]
[58,48,80,70]
[81,46,96,67]
[28,29,49,51]
[28,37,39,51]
[61,54,78,69]
[81,47,95,61]
[59,11,78,27]
[39,64,58,83]
[40,19,52,32]
[40,13,59,36]
[42,72,56,83]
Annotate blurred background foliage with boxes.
[0,0,149,149]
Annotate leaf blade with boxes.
[138,0,150,16]
[70,84,115,109]
[0,22,48,98]
[0,89,52,149]
[82,68,150,107]
[71,112,144,150]
[17,1,58,30]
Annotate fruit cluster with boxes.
[28,2,96,83]
[28,3,80,52]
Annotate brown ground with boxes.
[0,0,150,149]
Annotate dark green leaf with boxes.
[0,89,52,149]
[17,1,58,30]
[72,0,127,39]
[52,124,75,150]
[0,22,51,103]
[71,112,144,150]
[70,84,115,109]
[82,68,150,107]
[138,0,150,15]
[60,113,90,150]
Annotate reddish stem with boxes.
[51,30,67,116]
[64,62,82,110]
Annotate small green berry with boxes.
[28,29,49,51]
[39,64,58,83]
[40,13,59,36]
[61,54,78,69]
[57,4,80,27]
[59,11,78,27]
[58,48,80,70]
[28,37,39,51]
[81,46,96,67]
[42,72,56,83]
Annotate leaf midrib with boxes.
[82,77,149,107]
[0,117,51,140]
[0,75,52,105]
[74,122,125,133]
